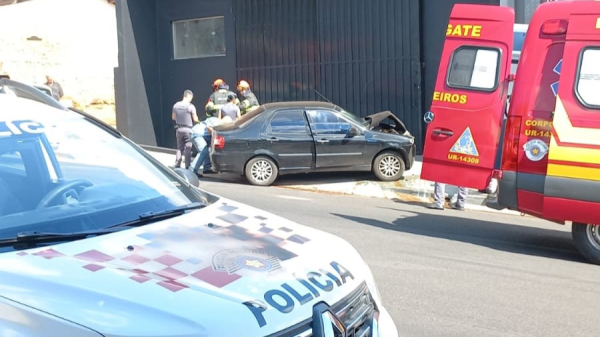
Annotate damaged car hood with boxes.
[364,111,413,137]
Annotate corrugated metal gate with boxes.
[234,0,424,151]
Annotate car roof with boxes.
[0,94,77,122]
[261,101,339,110]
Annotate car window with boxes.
[0,150,24,172]
[306,110,351,135]
[0,115,211,245]
[576,48,600,109]
[447,46,500,91]
[269,110,309,134]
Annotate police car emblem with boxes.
[213,248,281,274]
[423,111,435,124]
[523,139,549,161]
[313,303,346,337]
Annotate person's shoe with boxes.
[450,203,465,211]
[203,167,218,174]
[427,203,444,210]
[195,172,204,178]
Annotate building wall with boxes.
[234,0,424,150]
[115,0,508,153]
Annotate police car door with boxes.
[543,6,600,224]
[421,4,514,190]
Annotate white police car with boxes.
[0,80,398,336]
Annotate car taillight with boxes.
[501,116,522,172]
[213,134,225,149]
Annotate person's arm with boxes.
[190,104,199,123]
[172,105,176,121]
[57,82,64,99]
[236,106,241,119]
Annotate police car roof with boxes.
[0,94,79,122]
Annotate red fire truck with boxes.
[421,0,600,264]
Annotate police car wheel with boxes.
[245,156,278,186]
[572,223,600,265]
[373,151,405,181]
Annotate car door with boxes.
[543,7,600,224]
[420,4,514,190]
[265,109,314,171]
[305,109,366,168]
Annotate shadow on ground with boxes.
[332,209,586,264]
[199,171,383,186]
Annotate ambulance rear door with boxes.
[421,4,514,189]
[543,5,600,224]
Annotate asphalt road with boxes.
[197,177,600,337]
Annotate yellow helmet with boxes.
[237,80,250,91]
[213,78,225,91]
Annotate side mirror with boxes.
[173,167,200,187]
[348,126,359,137]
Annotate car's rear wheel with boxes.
[572,223,600,265]
[373,151,405,181]
[245,156,278,186]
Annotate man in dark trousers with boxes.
[172,90,198,169]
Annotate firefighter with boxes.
[205,79,237,118]
[237,80,260,115]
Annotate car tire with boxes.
[373,151,405,181]
[245,156,278,186]
[572,223,600,265]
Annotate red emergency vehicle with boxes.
[421,0,600,264]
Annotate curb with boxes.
[283,175,521,215]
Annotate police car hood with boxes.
[0,198,374,336]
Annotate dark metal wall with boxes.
[155,0,237,149]
[234,0,424,151]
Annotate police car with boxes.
[0,80,398,336]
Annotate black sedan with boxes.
[210,101,416,186]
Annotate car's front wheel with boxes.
[245,156,278,186]
[572,223,600,265]
[373,151,405,181]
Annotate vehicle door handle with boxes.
[316,139,329,143]
[433,129,454,136]
[269,137,279,142]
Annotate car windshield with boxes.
[0,109,213,246]
[336,108,370,127]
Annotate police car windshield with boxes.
[0,111,211,248]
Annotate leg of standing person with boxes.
[191,136,208,174]
[451,187,468,211]
[427,182,445,210]
[182,128,193,169]
[201,135,217,174]
[174,128,185,168]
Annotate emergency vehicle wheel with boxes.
[572,223,600,265]
[373,151,405,181]
[245,156,278,186]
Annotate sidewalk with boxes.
[144,147,519,215]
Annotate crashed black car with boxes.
[210,101,416,186]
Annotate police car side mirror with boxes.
[173,167,200,187]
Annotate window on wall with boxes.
[172,16,225,60]
[576,48,600,109]
[447,47,500,91]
